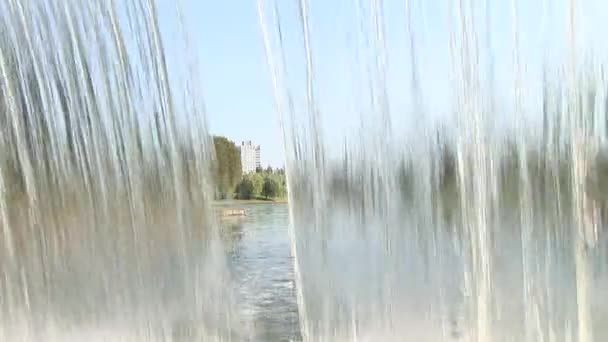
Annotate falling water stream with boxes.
[258,0,608,341]
[3,0,608,341]
[0,0,237,340]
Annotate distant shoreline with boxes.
[213,198,288,205]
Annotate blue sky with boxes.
[173,0,282,167]
[162,0,608,166]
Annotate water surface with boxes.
[220,203,301,341]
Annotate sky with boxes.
[159,0,608,167]
[175,0,283,167]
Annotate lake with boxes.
[220,203,301,341]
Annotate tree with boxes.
[255,166,263,173]
[265,166,273,174]
[212,136,242,198]
[236,178,254,200]
[261,177,278,199]
[249,172,264,197]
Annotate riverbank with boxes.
[213,198,288,206]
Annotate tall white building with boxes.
[240,140,261,173]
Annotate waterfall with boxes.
[258,0,608,340]
[0,0,237,340]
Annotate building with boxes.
[240,140,261,173]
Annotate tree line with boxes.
[235,168,286,200]
[212,136,286,200]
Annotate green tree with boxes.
[261,177,278,199]
[236,178,254,199]
[232,169,286,201]
[212,136,242,199]
[248,172,264,197]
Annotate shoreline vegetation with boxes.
[213,136,287,201]
[213,198,288,205]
